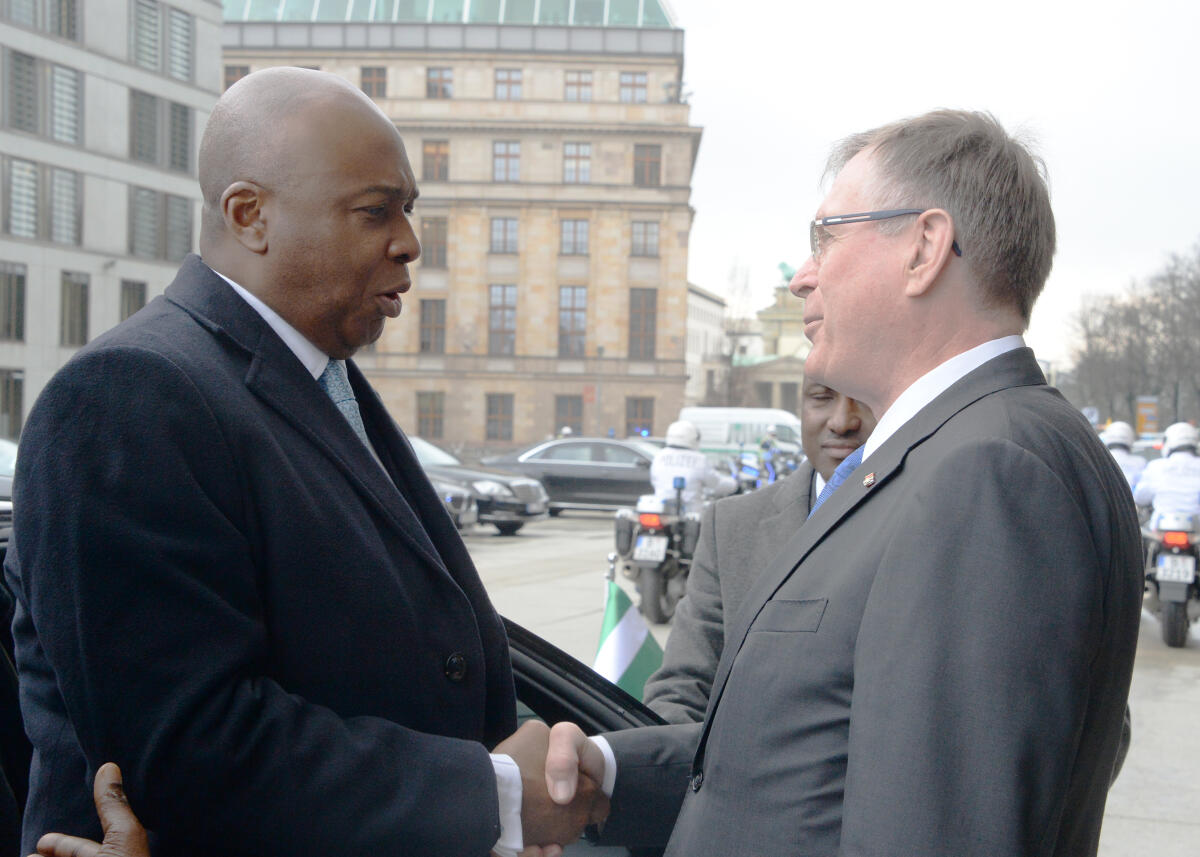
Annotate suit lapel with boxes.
[697,349,1048,755]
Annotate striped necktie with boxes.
[318,360,375,455]
[808,446,864,519]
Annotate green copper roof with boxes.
[223,0,676,27]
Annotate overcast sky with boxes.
[667,0,1199,367]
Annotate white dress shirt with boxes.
[210,265,525,856]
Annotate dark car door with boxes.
[593,443,654,506]
[521,441,601,504]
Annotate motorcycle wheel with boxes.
[1162,600,1189,648]
[638,560,678,624]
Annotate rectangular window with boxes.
[361,66,387,98]
[0,369,23,440]
[129,90,158,164]
[0,262,27,342]
[625,397,654,438]
[120,279,147,321]
[417,391,444,439]
[165,194,192,262]
[7,51,39,134]
[5,55,81,145]
[426,67,453,99]
[419,299,446,354]
[486,393,514,441]
[168,102,192,172]
[620,71,647,103]
[59,270,88,347]
[129,187,191,261]
[495,68,522,100]
[166,7,193,81]
[48,64,81,145]
[563,143,591,184]
[129,186,159,258]
[564,70,592,102]
[7,159,39,239]
[423,140,449,181]
[48,0,80,40]
[628,288,656,359]
[631,221,659,257]
[560,219,588,255]
[224,64,249,90]
[634,144,661,187]
[130,90,191,171]
[489,218,518,254]
[421,217,447,268]
[492,141,520,182]
[49,168,80,245]
[488,284,517,356]
[558,286,586,358]
[555,394,582,436]
[132,0,161,71]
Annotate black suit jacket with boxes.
[5,256,517,857]
[604,348,1143,856]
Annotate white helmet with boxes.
[559,426,573,437]
[1101,421,1135,449]
[1164,422,1199,455]
[665,420,701,450]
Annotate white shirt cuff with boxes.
[491,753,523,857]
[589,735,617,797]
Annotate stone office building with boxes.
[222,0,701,451]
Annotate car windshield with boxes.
[410,436,461,467]
[0,438,16,477]
[628,441,661,459]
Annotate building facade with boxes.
[0,0,223,438]
[223,0,700,451]
[685,281,724,406]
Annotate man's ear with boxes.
[221,182,269,254]
[903,208,956,298]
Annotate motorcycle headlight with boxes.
[472,479,511,496]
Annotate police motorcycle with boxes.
[613,476,701,624]
[1142,511,1200,648]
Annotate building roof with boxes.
[223,0,678,28]
[687,282,726,307]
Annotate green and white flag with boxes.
[594,579,663,700]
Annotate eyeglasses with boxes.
[809,209,962,260]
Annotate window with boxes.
[558,286,586,358]
[419,299,446,354]
[560,219,588,255]
[49,168,80,244]
[224,64,249,90]
[555,395,582,436]
[421,217,447,268]
[2,158,81,245]
[631,221,659,257]
[60,270,88,347]
[417,391,444,439]
[129,187,192,262]
[634,144,661,187]
[488,284,517,356]
[361,66,387,98]
[620,71,647,103]
[0,262,26,342]
[493,141,520,182]
[6,158,38,238]
[6,0,79,40]
[495,69,522,100]
[129,90,192,172]
[426,67,453,98]
[165,7,192,81]
[563,143,591,184]
[628,288,656,359]
[486,393,514,441]
[4,53,81,145]
[490,218,518,254]
[120,279,147,321]
[423,141,449,181]
[565,70,592,102]
[6,52,38,133]
[625,397,654,438]
[132,1,193,81]
[0,369,22,440]
[49,64,81,144]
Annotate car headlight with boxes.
[472,480,512,496]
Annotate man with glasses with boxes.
[543,110,1142,857]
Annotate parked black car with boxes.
[427,477,478,530]
[0,438,16,564]
[410,436,549,535]
[482,438,658,513]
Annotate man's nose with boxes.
[789,257,817,297]
[389,217,421,264]
[828,397,862,435]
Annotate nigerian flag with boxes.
[593,579,663,700]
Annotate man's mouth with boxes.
[376,291,403,318]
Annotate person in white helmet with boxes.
[1100,421,1145,488]
[1134,421,1200,527]
[651,421,736,515]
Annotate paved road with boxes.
[466,511,1200,855]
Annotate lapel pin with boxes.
[862,473,876,487]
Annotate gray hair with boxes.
[828,110,1056,323]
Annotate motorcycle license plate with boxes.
[633,535,669,562]
[1157,554,1196,583]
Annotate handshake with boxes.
[492,720,611,857]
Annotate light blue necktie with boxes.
[318,359,375,455]
[808,446,864,519]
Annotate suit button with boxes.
[444,652,467,682]
[690,771,703,792]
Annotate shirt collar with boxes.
[209,266,330,380]
[862,335,1025,463]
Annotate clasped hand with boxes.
[493,721,610,857]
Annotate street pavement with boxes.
[465,512,1200,856]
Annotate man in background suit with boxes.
[546,110,1143,856]
[5,67,598,857]
[642,379,875,723]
